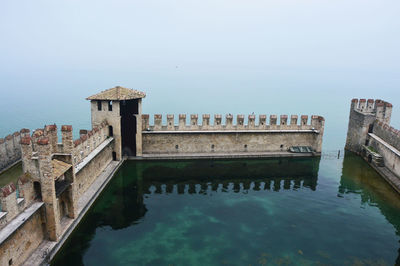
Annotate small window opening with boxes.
[112,151,117,161]
[280,144,284,150]
[244,144,248,149]
[368,155,372,163]
[175,145,179,149]
[365,139,369,146]
[97,101,102,111]
[108,101,112,111]
[169,122,172,126]
[211,144,215,149]
[108,126,113,137]
[9,259,12,265]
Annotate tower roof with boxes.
[86,86,146,101]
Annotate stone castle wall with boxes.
[142,114,325,154]
[346,98,400,179]
[345,99,393,154]
[373,121,400,151]
[74,143,113,200]
[369,121,400,177]
[0,129,31,173]
[0,206,45,266]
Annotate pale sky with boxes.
[0,0,399,150]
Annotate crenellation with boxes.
[359,99,367,111]
[142,114,150,130]
[167,115,174,130]
[190,114,198,129]
[248,115,255,129]
[259,115,267,128]
[20,128,30,138]
[270,115,277,126]
[139,114,328,130]
[237,115,244,129]
[226,114,233,129]
[202,114,210,129]
[154,114,162,130]
[301,115,308,126]
[291,115,298,126]
[214,114,222,129]
[367,99,374,112]
[45,125,58,154]
[61,125,73,154]
[179,114,186,130]
[280,115,288,126]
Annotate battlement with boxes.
[373,120,400,151]
[351,98,392,124]
[20,122,109,168]
[0,129,31,173]
[0,174,36,229]
[142,114,324,131]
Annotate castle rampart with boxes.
[0,129,30,173]
[346,98,400,193]
[0,120,116,265]
[0,86,326,265]
[141,114,324,156]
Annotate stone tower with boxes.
[345,99,392,154]
[87,86,146,159]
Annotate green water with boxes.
[52,152,400,266]
[0,162,22,187]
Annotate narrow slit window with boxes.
[97,101,102,111]
[108,101,113,111]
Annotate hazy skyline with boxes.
[1,0,399,150]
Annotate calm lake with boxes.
[52,151,400,266]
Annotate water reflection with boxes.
[52,155,400,266]
[339,151,400,265]
[52,158,320,265]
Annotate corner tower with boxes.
[87,86,146,159]
[345,98,392,154]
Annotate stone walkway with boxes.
[23,160,122,266]
[131,151,318,160]
[370,163,400,194]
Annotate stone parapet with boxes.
[0,130,25,173]
[141,114,322,131]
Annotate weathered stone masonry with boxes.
[0,129,30,173]
[0,121,114,265]
[142,114,325,155]
[345,98,400,192]
[0,86,325,265]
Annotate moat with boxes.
[51,152,400,266]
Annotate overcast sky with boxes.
[0,0,399,149]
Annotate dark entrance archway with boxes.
[120,99,138,157]
[368,154,373,163]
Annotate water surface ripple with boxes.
[52,152,400,266]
